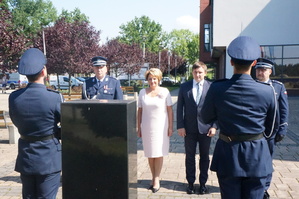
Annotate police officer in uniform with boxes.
[9,48,63,199]
[255,58,289,199]
[82,56,123,100]
[201,36,276,199]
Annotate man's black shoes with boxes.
[264,191,270,199]
[199,184,208,194]
[186,184,195,194]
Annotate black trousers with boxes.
[184,133,211,185]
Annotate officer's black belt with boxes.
[219,133,264,143]
[20,134,54,142]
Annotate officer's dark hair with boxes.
[192,61,208,73]
[27,70,43,82]
[231,58,254,70]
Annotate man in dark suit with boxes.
[201,36,276,199]
[177,61,217,195]
[9,48,63,199]
[82,56,123,100]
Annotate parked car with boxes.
[49,75,83,90]
[162,77,175,84]
[0,72,28,89]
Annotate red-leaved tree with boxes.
[99,39,144,77]
[0,7,28,72]
[37,18,101,75]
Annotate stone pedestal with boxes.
[61,100,137,199]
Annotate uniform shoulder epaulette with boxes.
[13,88,25,93]
[255,80,270,85]
[213,78,228,83]
[271,79,283,85]
[108,76,117,80]
[47,88,61,94]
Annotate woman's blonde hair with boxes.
[145,68,162,82]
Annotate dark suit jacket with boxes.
[177,79,216,134]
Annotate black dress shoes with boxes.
[186,184,195,194]
[152,187,160,193]
[263,191,270,199]
[148,185,153,190]
[199,184,208,194]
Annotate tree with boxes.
[0,6,28,71]
[99,39,144,77]
[167,29,199,65]
[144,50,185,74]
[8,0,57,38]
[119,15,163,53]
[58,8,89,23]
[37,18,101,76]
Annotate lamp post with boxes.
[158,51,161,69]
[167,51,171,76]
[142,36,146,59]
[175,55,177,83]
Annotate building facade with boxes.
[200,0,299,95]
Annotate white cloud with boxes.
[176,15,199,33]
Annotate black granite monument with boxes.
[61,100,137,199]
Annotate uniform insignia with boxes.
[272,80,283,85]
[284,90,288,95]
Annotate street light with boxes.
[167,51,171,76]
[175,55,177,83]
[142,36,146,59]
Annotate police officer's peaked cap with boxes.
[227,36,261,61]
[255,58,274,69]
[18,48,47,75]
[91,56,108,66]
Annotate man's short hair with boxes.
[192,61,208,73]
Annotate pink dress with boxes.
[138,87,173,158]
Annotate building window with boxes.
[204,24,211,52]
[261,45,299,91]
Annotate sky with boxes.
[50,0,200,43]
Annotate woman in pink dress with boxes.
[137,68,173,193]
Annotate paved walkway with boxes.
[0,89,298,199]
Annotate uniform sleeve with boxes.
[264,87,277,136]
[55,94,62,123]
[277,84,289,136]
[82,81,87,99]
[201,83,217,124]
[114,80,123,100]
[176,85,184,129]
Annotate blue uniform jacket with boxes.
[82,76,123,100]
[9,83,63,175]
[201,74,276,177]
[269,80,289,139]
[177,79,217,134]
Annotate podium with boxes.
[61,100,137,199]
